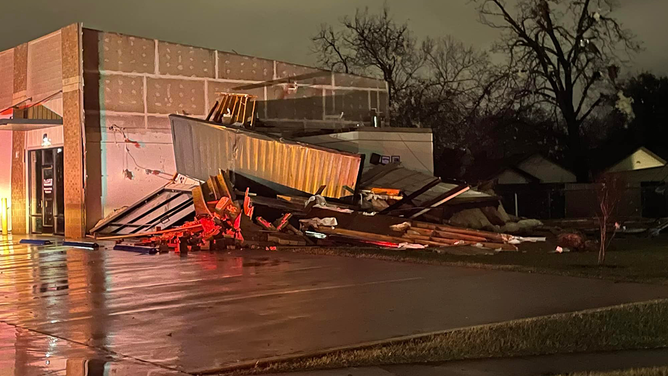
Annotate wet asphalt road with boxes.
[2,238,668,375]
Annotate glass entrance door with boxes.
[28,148,65,235]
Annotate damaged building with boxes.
[0,23,440,238]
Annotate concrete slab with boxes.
[1,240,668,374]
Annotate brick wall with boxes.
[10,131,26,234]
[82,29,389,226]
[9,42,29,234]
[0,50,14,109]
[62,24,86,237]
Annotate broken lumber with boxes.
[206,100,219,121]
[412,221,509,243]
[317,227,417,246]
[256,217,276,231]
[273,213,293,231]
[207,176,224,200]
[217,170,236,201]
[318,227,455,248]
[406,228,488,243]
[380,177,441,215]
[214,197,232,215]
[192,185,212,216]
[432,230,488,243]
[401,233,457,246]
[285,223,303,236]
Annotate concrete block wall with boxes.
[81,28,389,225]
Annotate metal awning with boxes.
[90,182,197,235]
[0,90,63,130]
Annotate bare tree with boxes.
[312,5,427,105]
[475,0,641,181]
[595,174,624,265]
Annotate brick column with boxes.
[10,131,26,234]
[61,24,86,238]
[10,43,28,234]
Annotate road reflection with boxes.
[0,237,291,375]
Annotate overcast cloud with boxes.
[1,0,665,75]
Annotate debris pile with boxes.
[93,114,546,254]
[99,168,546,254]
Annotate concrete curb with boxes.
[192,298,668,375]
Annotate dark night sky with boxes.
[0,0,665,75]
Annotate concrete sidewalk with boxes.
[266,349,668,376]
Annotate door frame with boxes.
[26,144,65,235]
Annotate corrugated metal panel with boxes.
[0,49,13,110]
[170,115,362,198]
[27,31,62,100]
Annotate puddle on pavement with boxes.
[0,242,297,375]
[0,323,184,376]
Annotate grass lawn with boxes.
[286,235,668,285]
[224,299,668,375]
[563,368,668,376]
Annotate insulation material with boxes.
[170,115,363,199]
[147,78,205,115]
[449,208,496,231]
[218,52,274,81]
[158,42,215,78]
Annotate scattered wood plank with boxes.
[256,217,276,231]
[273,213,293,232]
[192,185,212,216]
[207,177,223,200]
[380,178,441,215]
[370,188,402,196]
[401,234,457,245]
[213,197,232,215]
[405,228,488,243]
[318,227,414,246]
[412,221,509,243]
[285,223,303,236]
[217,169,236,201]
[206,100,219,122]
[432,230,488,243]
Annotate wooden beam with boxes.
[379,177,441,215]
[413,221,509,243]
[206,100,219,121]
[216,169,236,200]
